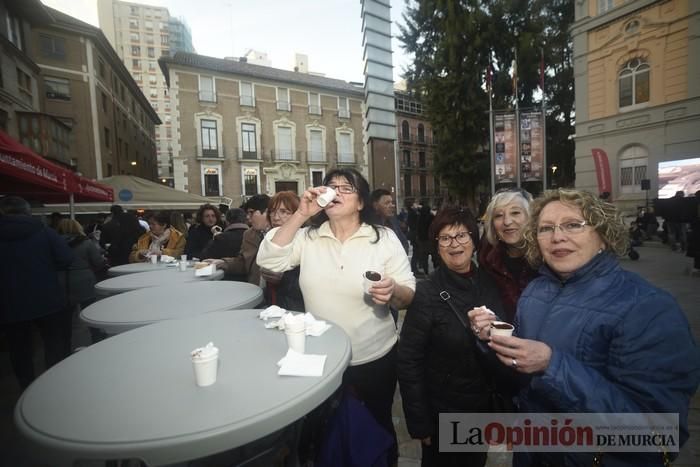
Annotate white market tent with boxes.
[35,175,220,214]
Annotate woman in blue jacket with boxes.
[469,189,700,466]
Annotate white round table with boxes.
[95,268,224,296]
[15,310,351,466]
[81,281,264,334]
[107,262,171,276]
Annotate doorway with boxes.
[275,181,298,194]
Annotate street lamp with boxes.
[130,161,137,166]
[550,165,558,188]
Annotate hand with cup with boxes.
[191,342,219,387]
[467,306,498,341]
[316,186,337,207]
[363,270,398,305]
[488,334,552,374]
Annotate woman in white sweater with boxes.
[257,168,415,462]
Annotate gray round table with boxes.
[15,309,351,466]
[107,262,172,276]
[81,281,264,334]
[95,268,224,296]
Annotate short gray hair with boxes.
[225,207,247,225]
[483,190,532,246]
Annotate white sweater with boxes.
[257,222,415,365]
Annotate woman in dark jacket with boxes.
[398,207,505,467]
[184,203,223,259]
[478,188,538,323]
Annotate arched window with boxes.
[401,120,410,141]
[619,58,649,108]
[619,145,648,194]
[417,124,425,143]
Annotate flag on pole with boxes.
[511,58,518,97]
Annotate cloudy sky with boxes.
[42,0,412,83]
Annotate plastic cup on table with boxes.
[191,344,219,387]
[284,320,306,354]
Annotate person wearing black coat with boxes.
[398,207,505,467]
[185,203,223,259]
[0,196,74,389]
[201,207,248,281]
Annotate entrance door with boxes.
[275,181,298,194]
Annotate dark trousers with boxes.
[4,311,71,389]
[421,442,487,467]
[343,345,398,464]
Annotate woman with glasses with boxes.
[398,207,504,467]
[479,187,538,323]
[257,168,415,464]
[258,191,305,311]
[469,189,700,466]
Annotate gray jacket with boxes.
[58,235,106,305]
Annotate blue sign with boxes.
[118,189,133,202]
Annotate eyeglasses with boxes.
[536,220,588,237]
[270,208,293,218]
[437,231,472,247]
[327,184,356,195]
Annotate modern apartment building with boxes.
[158,52,366,203]
[28,7,160,180]
[571,0,700,211]
[0,0,73,168]
[98,0,194,186]
[395,90,444,208]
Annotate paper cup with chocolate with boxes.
[363,270,383,294]
[490,321,515,337]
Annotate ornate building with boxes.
[572,0,700,211]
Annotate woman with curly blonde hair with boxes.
[469,189,700,466]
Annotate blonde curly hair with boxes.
[522,189,630,268]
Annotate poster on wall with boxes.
[519,111,544,182]
[493,112,517,184]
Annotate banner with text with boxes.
[493,112,517,184]
[519,111,544,182]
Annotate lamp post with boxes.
[550,165,558,188]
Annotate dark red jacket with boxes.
[477,239,538,323]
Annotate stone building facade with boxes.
[159,52,366,204]
[572,0,700,211]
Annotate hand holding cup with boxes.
[467,306,497,341]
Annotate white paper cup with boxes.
[180,254,188,262]
[149,255,158,265]
[316,186,337,207]
[192,354,219,387]
[285,329,306,354]
[363,270,382,294]
[490,321,514,337]
[178,261,187,272]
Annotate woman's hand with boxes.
[368,276,395,305]
[297,186,330,218]
[467,307,497,341]
[204,258,225,269]
[260,267,283,285]
[488,335,552,374]
[421,436,432,446]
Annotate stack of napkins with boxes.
[194,264,214,276]
[259,306,332,337]
[277,348,327,377]
[259,305,286,320]
[160,255,175,263]
[304,313,331,336]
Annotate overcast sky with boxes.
[42,0,411,83]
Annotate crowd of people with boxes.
[2,170,699,466]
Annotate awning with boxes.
[0,129,113,206]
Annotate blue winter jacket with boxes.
[513,252,700,467]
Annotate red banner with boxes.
[72,175,114,202]
[591,148,612,195]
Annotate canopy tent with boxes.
[0,129,113,216]
[35,175,219,214]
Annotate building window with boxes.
[241,123,257,159]
[149,61,157,71]
[597,0,613,14]
[309,92,321,115]
[420,175,427,195]
[419,152,426,168]
[404,174,412,196]
[98,59,106,79]
[619,145,648,194]
[338,97,350,119]
[435,176,441,194]
[44,76,71,100]
[40,35,65,59]
[417,124,425,143]
[7,13,23,50]
[311,169,324,186]
[338,132,353,163]
[149,75,157,85]
[619,58,649,109]
[243,167,259,196]
[130,32,140,42]
[104,127,110,148]
[147,47,155,58]
[145,20,153,30]
[277,126,293,160]
[203,168,221,196]
[200,120,218,156]
[16,68,31,104]
[403,150,411,167]
[145,34,154,44]
[199,76,215,102]
[277,87,290,111]
[308,129,324,162]
[132,46,141,56]
[240,82,254,107]
[401,120,410,141]
[161,35,169,46]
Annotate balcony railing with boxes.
[399,135,434,145]
[198,90,216,103]
[338,109,350,119]
[276,101,291,112]
[308,105,322,115]
[240,95,255,107]
[196,145,225,159]
[307,151,326,163]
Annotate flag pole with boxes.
[513,46,521,189]
[488,55,495,197]
[541,47,548,191]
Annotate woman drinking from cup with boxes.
[257,168,415,463]
[479,188,538,323]
[129,211,185,263]
[469,189,700,466]
[398,207,504,467]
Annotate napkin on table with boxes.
[277,348,327,377]
[304,313,331,337]
[259,305,286,320]
[194,264,214,276]
[160,255,175,263]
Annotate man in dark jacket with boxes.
[0,196,74,389]
[185,203,223,259]
[201,208,248,280]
